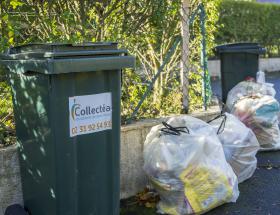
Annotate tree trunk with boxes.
[180,0,190,113]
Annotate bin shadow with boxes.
[8,62,57,211]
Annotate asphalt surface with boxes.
[121,72,280,215]
[207,151,280,215]
[121,152,280,215]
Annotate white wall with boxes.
[259,58,280,73]
[208,58,280,77]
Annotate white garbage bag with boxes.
[230,95,280,150]
[226,81,276,112]
[208,113,260,183]
[226,80,280,150]
[143,116,239,215]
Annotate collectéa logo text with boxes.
[71,101,111,120]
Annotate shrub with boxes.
[0,0,221,144]
[0,67,15,146]
[216,0,280,57]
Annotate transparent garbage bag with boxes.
[143,116,239,215]
[208,113,260,183]
[226,81,276,112]
[256,70,265,84]
[229,95,280,151]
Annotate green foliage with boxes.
[120,0,221,119]
[0,0,221,140]
[216,0,280,57]
[0,68,15,146]
[119,0,183,121]
[188,0,221,111]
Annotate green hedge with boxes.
[216,0,280,57]
[0,1,221,146]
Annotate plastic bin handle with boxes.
[51,55,135,74]
[0,56,135,75]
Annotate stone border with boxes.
[0,144,23,215]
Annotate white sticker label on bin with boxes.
[69,92,112,137]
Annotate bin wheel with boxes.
[4,204,29,215]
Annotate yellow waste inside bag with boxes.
[143,116,239,215]
[180,165,233,214]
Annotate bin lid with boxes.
[214,43,266,55]
[3,42,129,59]
[0,42,135,74]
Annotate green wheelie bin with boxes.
[0,43,135,215]
[215,43,266,102]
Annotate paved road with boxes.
[207,152,280,215]
[121,151,280,215]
